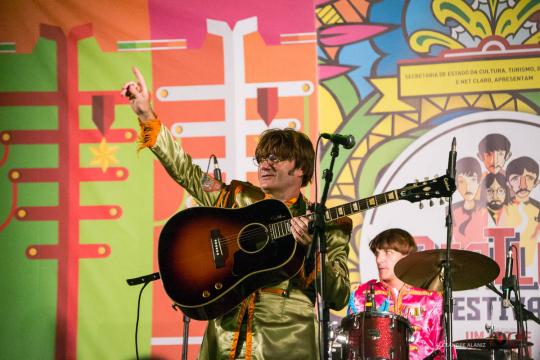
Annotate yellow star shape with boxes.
[90,138,119,173]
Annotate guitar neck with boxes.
[269,189,402,240]
[322,189,401,222]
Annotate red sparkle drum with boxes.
[340,311,412,360]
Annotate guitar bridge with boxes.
[210,229,225,268]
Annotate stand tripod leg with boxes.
[182,314,190,360]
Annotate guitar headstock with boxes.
[399,175,456,204]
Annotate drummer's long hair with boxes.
[369,228,417,255]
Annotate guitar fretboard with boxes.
[269,190,400,240]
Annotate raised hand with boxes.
[120,67,156,121]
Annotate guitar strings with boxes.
[212,220,292,248]
[211,212,319,248]
[208,199,372,248]
[182,182,444,253]
[176,227,276,263]
[217,224,285,246]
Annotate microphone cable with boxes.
[127,272,160,360]
[205,154,215,174]
[134,281,150,360]
[205,154,220,180]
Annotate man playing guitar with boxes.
[122,67,352,360]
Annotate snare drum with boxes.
[340,311,412,360]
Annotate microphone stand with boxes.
[505,269,526,359]
[172,305,190,360]
[306,141,341,360]
[486,282,535,360]
[443,138,457,360]
[485,283,540,325]
[182,314,190,360]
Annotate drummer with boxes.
[348,228,447,360]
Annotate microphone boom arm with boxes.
[486,282,540,325]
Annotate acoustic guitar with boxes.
[158,175,455,320]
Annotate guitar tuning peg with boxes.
[419,202,424,209]
[440,198,445,205]
[424,177,429,181]
[415,179,419,184]
[434,174,439,178]
[429,199,434,207]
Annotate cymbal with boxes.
[394,249,500,291]
[454,338,533,350]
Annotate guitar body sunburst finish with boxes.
[158,199,305,320]
[157,175,455,320]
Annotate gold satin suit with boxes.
[143,121,352,360]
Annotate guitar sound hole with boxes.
[238,223,269,254]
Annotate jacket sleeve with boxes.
[149,122,222,207]
[318,218,352,310]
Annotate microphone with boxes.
[502,248,513,308]
[213,155,222,182]
[321,133,355,149]
[202,155,223,192]
[447,137,457,179]
[126,272,160,286]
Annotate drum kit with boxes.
[329,249,535,360]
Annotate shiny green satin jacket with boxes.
[150,124,351,360]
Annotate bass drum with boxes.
[340,311,412,360]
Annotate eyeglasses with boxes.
[253,154,283,167]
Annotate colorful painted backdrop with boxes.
[1,0,540,359]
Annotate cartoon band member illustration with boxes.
[453,133,539,266]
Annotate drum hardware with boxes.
[366,328,380,341]
[329,320,349,345]
[328,321,348,360]
[407,330,415,344]
[334,332,348,346]
[454,336,535,360]
[485,322,495,338]
[329,321,338,341]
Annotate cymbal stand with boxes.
[505,246,529,360]
[443,138,457,360]
[442,211,454,360]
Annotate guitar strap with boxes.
[212,181,264,360]
[219,186,321,359]
[228,293,257,360]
